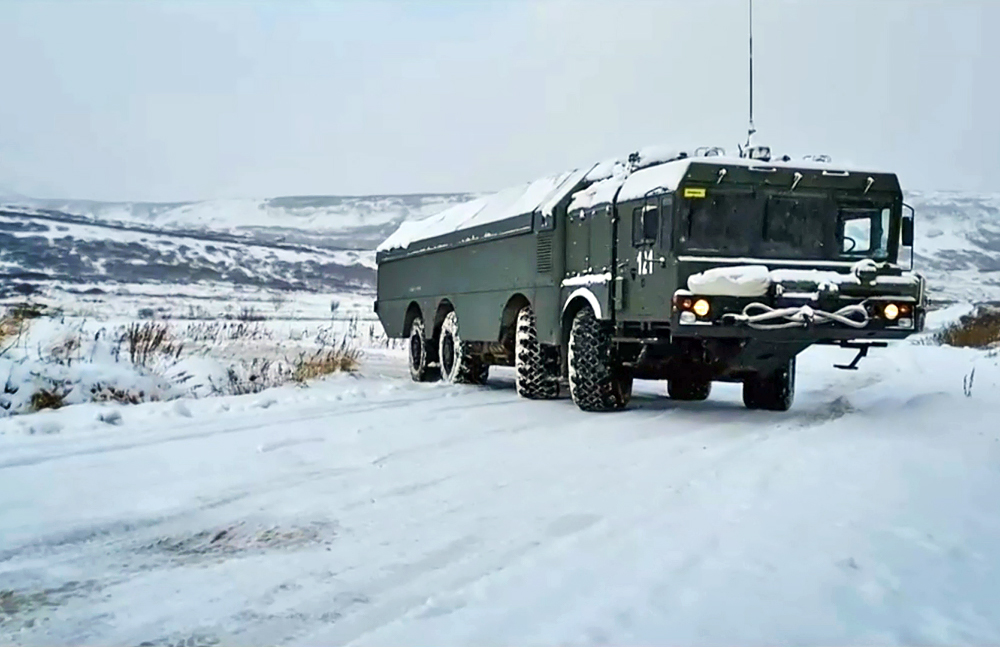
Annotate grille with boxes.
[536,232,553,273]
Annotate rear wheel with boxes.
[515,306,559,399]
[743,357,796,411]
[568,307,631,412]
[408,317,438,382]
[668,377,712,401]
[439,311,488,385]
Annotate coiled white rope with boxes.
[722,302,870,330]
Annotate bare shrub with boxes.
[293,337,361,382]
[119,322,183,368]
[47,334,84,366]
[8,302,50,320]
[0,312,29,354]
[0,302,51,355]
[236,306,266,322]
[293,350,359,382]
[30,386,68,411]
[210,358,294,396]
[186,304,211,319]
[183,321,273,344]
[936,306,1000,348]
[90,384,153,405]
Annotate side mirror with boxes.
[901,203,914,247]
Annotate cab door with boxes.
[616,192,674,319]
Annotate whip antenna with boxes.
[746,0,756,152]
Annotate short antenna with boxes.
[745,0,756,153]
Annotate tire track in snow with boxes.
[307,374,899,644]
[0,384,521,470]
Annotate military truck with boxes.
[374,148,925,412]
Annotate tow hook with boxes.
[834,341,888,370]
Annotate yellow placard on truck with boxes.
[683,187,707,199]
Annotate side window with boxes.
[839,206,892,259]
[660,194,673,250]
[631,207,643,246]
[642,205,660,241]
[631,204,660,247]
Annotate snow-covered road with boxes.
[2,342,1000,646]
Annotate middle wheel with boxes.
[439,311,488,385]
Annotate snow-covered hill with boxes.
[0,193,472,318]
[907,191,1000,305]
[0,209,374,295]
[6,193,475,251]
[2,190,999,312]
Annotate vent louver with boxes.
[536,231,553,274]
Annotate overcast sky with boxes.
[1,0,998,202]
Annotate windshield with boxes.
[677,190,894,261]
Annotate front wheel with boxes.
[743,357,796,411]
[568,307,631,412]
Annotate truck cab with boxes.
[561,154,924,410]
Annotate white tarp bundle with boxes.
[687,265,773,297]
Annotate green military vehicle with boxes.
[375,147,925,412]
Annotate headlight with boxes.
[883,303,900,320]
[693,299,711,317]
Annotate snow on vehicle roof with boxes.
[616,155,891,203]
[617,159,694,203]
[377,145,895,253]
[570,148,707,210]
[539,167,593,220]
[377,168,589,252]
[567,175,626,213]
[631,145,691,170]
[584,158,625,182]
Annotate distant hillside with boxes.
[905,191,1000,305]
[3,193,477,251]
[2,190,999,306]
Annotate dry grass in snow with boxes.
[936,305,1000,349]
[0,302,369,417]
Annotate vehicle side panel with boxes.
[377,212,565,345]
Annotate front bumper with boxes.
[670,292,925,342]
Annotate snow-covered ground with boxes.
[2,320,1000,645]
[2,185,1000,644]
